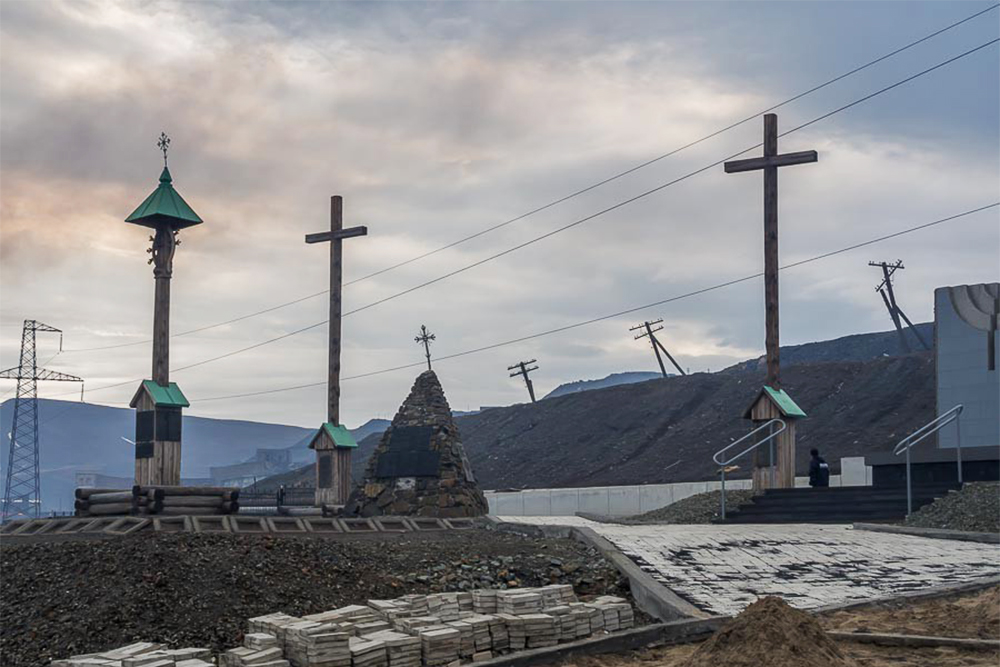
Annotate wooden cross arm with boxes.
[724,150,818,173]
[305,225,369,244]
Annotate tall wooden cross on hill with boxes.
[725,113,816,490]
[305,195,368,507]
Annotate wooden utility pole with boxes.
[630,319,686,377]
[869,260,930,352]
[508,360,539,403]
[415,325,436,371]
[305,195,368,506]
[724,113,817,389]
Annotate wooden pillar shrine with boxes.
[743,387,806,490]
[724,114,817,490]
[125,134,203,486]
[305,196,367,507]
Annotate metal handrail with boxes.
[712,418,786,520]
[893,404,964,516]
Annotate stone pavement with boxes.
[497,517,1000,615]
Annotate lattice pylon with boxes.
[1,320,82,519]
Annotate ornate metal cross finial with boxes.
[415,325,436,371]
[157,132,171,166]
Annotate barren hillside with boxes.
[262,353,933,491]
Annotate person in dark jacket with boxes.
[809,448,830,487]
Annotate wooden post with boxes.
[328,196,343,427]
[724,113,817,387]
[763,114,780,389]
[151,227,177,385]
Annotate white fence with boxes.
[485,456,871,517]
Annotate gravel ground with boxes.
[0,529,635,667]
[903,482,1000,533]
[604,489,756,525]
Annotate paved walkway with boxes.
[497,517,1000,615]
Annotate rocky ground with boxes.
[0,529,636,667]
[599,489,756,525]
[903,482,1000,533]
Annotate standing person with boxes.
[809,448,830,488]
[277,484,286,507]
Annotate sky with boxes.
[1,0,998,431]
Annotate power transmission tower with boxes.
[0,320,83,519]
[630,319,686,377]
[869,260,930,352]
[414,325,436,371]
[508,360,539,403]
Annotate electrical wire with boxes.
[57,5,998,354]
[191,202,998,402]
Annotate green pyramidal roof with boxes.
[125,166,203,229]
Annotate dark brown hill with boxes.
[259,353,933,491]
[456,353,933,488]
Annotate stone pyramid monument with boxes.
[345,370,488,517]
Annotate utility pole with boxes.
[869,260,930,352]
[305,195,368,507]
[630,319,686,377]
[508,360,539,403]
[0,320,83,519]
[415,325,436,371]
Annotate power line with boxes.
[190,202,998,403]
[44,39,1000,398]
[57,5,998,355]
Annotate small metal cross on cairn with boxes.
[415,325,436,371]
[157,132,170,166]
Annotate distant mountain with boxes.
[0,400,382,513]
[543,372,664,399]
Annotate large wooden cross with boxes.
[306,196,368,427]
[724,114,817,388]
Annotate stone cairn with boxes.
[50,586,636,667]
[345,371,488,518]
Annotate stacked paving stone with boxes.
[345,371,488,518]
[361,631,421,667]
[50,643,213,667]
[53,587,636,667]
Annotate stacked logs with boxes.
[74,486,240,517]
[135,485,240,516]
[74,488,134,517]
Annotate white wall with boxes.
[485,457,871,517]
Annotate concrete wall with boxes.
[935,284,1000,449]
[486,457,871,516]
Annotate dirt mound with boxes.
[683,596,856,667]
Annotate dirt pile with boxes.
[820,585,1000,640]
[682,596,856,667]
[0,530,632,667]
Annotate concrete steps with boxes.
[717,483,960,524]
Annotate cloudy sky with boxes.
[1,0,997,430]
